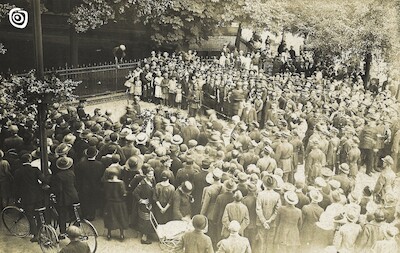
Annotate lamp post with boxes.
[32,0,49,176]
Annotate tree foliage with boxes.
[0,72,80,125]
[0,3,15,54]
[68,0,292,48]
[68,0,172,33]
[286,0,399,65]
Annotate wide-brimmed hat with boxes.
[136,133,148,145]
[206,168,223,184]
[345,209,359,223]
[382,155,394,166]
[262,175,276,188]
[55,143,72,156]
[56,157,73,170]
[321,167,334,177]
[339,163,350,174]
[237,172,249,182]
[112,122,122,132]
[224,178,237,192]
[315,177,327,188]
[120,128,132,138]
[247,183,258,193]
[309,189,323,203]
[131,124,141,134]
[192,215,208,230]
[188,139,198,148]
[171,135,183,145]
[125,134,135,142]
[181,181,193,194]
[79,129,93,139]
[284,191,299,205]
[202,158,212,169]
[84,146,98,158]
[63,133,76,145]
[328,180,341,190]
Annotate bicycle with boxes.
[67,203,98,253]
[2,198,98,253]
[1,194,59,238]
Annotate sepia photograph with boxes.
[1,0,400,252]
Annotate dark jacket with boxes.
[14,163,46,205]
[51,169,79,206]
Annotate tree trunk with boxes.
[69,27,78,66]
[363,52,372,89]
[69,0,78,66]
[235,23,242,50]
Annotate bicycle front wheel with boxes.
[1,206,30,237]
[38,224,59,253]
[73,220,98,253]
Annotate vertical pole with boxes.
[115,59,118,93]
[33,0,49,176]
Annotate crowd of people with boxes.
[0,48,400,253]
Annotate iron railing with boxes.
[41,60,140,97]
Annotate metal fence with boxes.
[44,61,140,97]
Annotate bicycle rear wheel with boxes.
[38,224,59,253]
[1,206,30,237]
[73,220,98,253]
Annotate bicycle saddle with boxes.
[72,203,81,207]
[35,207,46,212]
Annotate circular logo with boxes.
[9,8,28,29]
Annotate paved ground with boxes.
[0,219,163,253]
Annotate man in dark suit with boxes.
[192,158,211,215]
[170,145,183,177]
[51,157,79,239]
[73,129,92,161]
[212,179,236,243]
[14,154,47,242]
[3,125,24,153]
[74,147,105,221]
[176,155,199,187]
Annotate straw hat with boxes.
[56,157,73,170]
[63,133,76,145]
[136,133,148,145]
[284,191,299,205]
[206,168,223,184]
[309,189,323,203]
[171,135,183,145]
[55,143,72,156]
[224,178,237,192]
[181,181,193,194]
[382,156,394,166]
[339,163,350,174]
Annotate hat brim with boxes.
[284,194,299,205]
[136,137,148,145]
[56,158,73,170]
[171,138,183,145]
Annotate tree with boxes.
[286,0,400,84]
[0,3,15,54]
[0,71,80,127]
[68,0,292,49]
